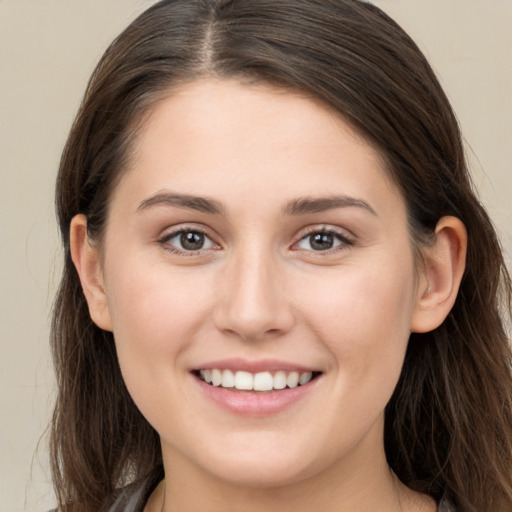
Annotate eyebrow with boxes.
[284,196,377,216]
[137,192,376,217]
[137,192,224,215]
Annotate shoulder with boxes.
[107,468,164,512]
[106,480,147,512]
[438,496,457,512]
[46,467,163,512]
[44,485,146,512]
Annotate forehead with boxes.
[112,78,402,217]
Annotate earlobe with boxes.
[411,216,467,333]
[70,214,113,331]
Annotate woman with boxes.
[50,1,512,511]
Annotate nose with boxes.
[213,246,296,341]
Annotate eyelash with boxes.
[157,226,355,256]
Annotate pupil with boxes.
[310,233,334,251]
[181,231,204,250]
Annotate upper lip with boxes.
[191,358,320,374]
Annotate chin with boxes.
[203,436,335,489]
[204,456,314,489]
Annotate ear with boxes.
[411,216,467,333]
[70,214,113,331]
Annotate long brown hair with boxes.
[51,1,512,511]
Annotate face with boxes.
[96,79,423,488]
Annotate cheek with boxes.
[299,259,416,381]
[103,259,219,427]
[103,256,216,380]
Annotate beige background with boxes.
[1,1,511,511]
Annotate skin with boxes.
[71,79,466,512]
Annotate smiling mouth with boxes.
[194,369,322,392]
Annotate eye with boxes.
[160,229,217,253]
[295,229,352,252]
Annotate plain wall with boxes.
[1,1,510,511]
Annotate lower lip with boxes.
[193,374,320,416]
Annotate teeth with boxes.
[299,371,313,386]
[221,369,235,388]
[198,369,316,391]
[273,371,287,390]
[211,369,222,387]
[253,371,273,391]
[286,372,300,389]
[235,371,253,390]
